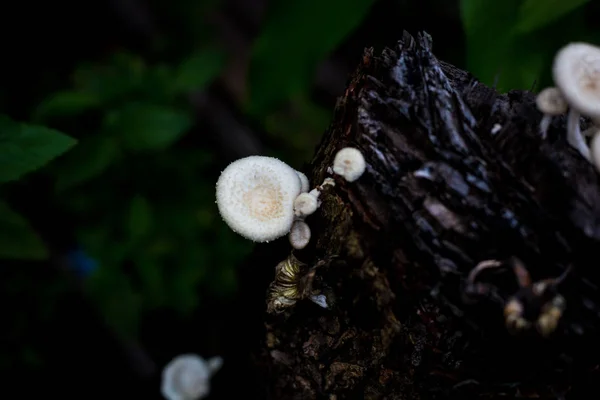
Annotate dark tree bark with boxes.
[232,31,600,400]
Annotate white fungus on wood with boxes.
[490,123,502,135]
[332,147,366,182]
[161,354,223,400]
[552,42,600,161]
[535,87,568,138]
[293,192,319,218]
[289,220,311,249]
[216,156,302,242]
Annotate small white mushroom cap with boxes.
[294,192,318,217]
[161,354,223,400]
[321,177,335,187]
[216,156,302,242]
[332,147,366,182]
[289,220,311,249]
[296,171,310,193]
[536,87,568,139]
[536,87,567,115]
[309,188,320,198]
[553,43,600,118]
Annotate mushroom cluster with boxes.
[161,354,223,400]
[215,147,366,250]
[537,42,600,169]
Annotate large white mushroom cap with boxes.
[161,354,223,400]
[216,156,302,242]
[553,42,600,118]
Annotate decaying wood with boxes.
[234,31,600,400]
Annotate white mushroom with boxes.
[535,87,568,138]
[552,42,600,161]
[332,147,366,182]
[296,171,310,193]
[490,123,503,135]
[216,156,302,242]
[289,220,311,249]
[161,354,223,400]
[321,177,335,187]
[308,188,320,198]
[294,192,318,218]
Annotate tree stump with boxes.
[233,31,600,400]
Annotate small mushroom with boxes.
[294,192,319,218]
[332,147,366,182]
[161,354,223,400]
[289,220,311,249]
[535,87,568,138]
[296,171,310,193]
[216,156,302,242]
[552,42,600,161]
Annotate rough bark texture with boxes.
[243,32,600,399]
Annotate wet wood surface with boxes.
[232,31,600,400]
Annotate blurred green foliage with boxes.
[0,200,48,260]
[0,115,76,183]
[1,0,600,365]
[0,114,76,260]
[247,0,374,117]
[460,0,592,92]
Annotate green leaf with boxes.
[513,0,589,34]
[247,0,374,116]
[53,134,121,192]
[172,48,226,93]
[0,115,77,183]
[32,91,101,121]
[0,200,48,260]
[127,195,153,242]
[106,103,193,151]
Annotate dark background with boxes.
[0,0,597,397]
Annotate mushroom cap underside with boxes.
[553,42,600,118]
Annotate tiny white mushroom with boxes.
[294,192,318,217]
[289,220,311,249]
[309,188,320,198]
[295,171,310,193]
[161,354,223,400]
[321,177,335,187]
[490,123,502,135]
[535,87,568,138]
[332,147,366,182]
[552,42,600,161]
[216,156,302,242]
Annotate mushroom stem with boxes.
[590,131,600,173]
[566,109,591,161]
[539,115,552,139]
